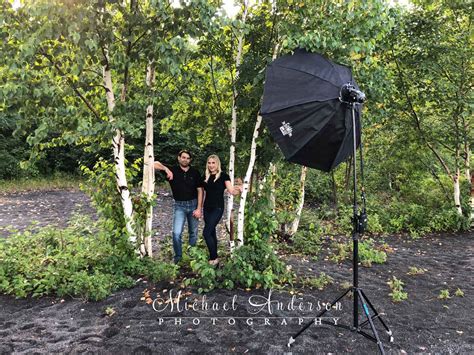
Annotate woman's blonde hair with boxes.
[204,154,222,183]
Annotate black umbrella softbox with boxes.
[261,49,361,172]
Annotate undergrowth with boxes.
[0,216,177,301]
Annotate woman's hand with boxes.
[230,185,242,195]
[225,180,241,195]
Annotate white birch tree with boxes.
[226,0,250,251]
[140,62,156,257]
[236,114,262,246]
[289,166,307,236]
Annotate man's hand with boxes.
[192,209,202,219]
[165,168,173,180]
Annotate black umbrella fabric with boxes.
[261,50,361,172]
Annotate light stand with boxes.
[287,97,394,354]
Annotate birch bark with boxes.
[141,63,156,257]
[226,0,249,251]
[235,37,280,246]
[103,48,136,244]
[289,166,307,236]
[236,114,262,246]
[453,168,462,216]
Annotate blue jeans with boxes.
[172,199,199,263]
[203,207,224,260]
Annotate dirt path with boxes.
[0,189,473,354]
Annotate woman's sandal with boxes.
[208,258,220,267]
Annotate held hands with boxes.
[192,209,202,219]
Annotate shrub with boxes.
[301,272,333,290]
[289,228,323,257]
[359,239,387,267]
[438,289,451,300]
[407,266,426,275]
[0,218,177,301]
[387,276,408,302]
[186,238,294,293]
[329,239,387,267]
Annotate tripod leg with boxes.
[360,289,394,342]
[288,288,352,347]
[357,289,385,355]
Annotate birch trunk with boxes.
[141,63,156,257]
[331,171,338,213]
[453,169,462,216]
[236,114,262,247]
[470,172,474,221]
[103,50,136,244]
[235,37,280,246]
[289,166,307,236]
[465,148,470,181]
[465,148,473,221]
[269,162,276,215]
[226,1,249,251]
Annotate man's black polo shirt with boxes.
[167,165,203,201]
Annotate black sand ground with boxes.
[0,189,473,354]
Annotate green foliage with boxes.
[80,159,127,236]
[329,176,471,237]
[104,306,116,317]
[438,289,451,300]
[329,242,351,263]
[223,238,294,289]
[286,223,323,258]
[301,272,333,290]
[372,196,470,237]
[437,287,465,300]
[339,281,352,290]
[359,239,387,267]
[0,217,177,301]
[304,169,334,206]
[244,180,279,243]
[0,130,30,179]
[407,266,426,276]
[274,163,304,227]
[329,239,387,267]
[186,238,294,294]
[387,276,408,302]
[186,246,220,293]
[185,183,294,294]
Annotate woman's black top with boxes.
[202,172,230,209]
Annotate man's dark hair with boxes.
[178,149,192,159]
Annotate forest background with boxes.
[0,0,472,300]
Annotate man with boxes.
[154,150,203,264]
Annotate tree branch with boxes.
[40,49,101,120]
[209,54,224,118]
[392,49,453,177]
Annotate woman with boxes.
[202,155,240,266]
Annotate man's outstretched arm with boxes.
[154,161,173,180]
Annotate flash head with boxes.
[340,83,366,104]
